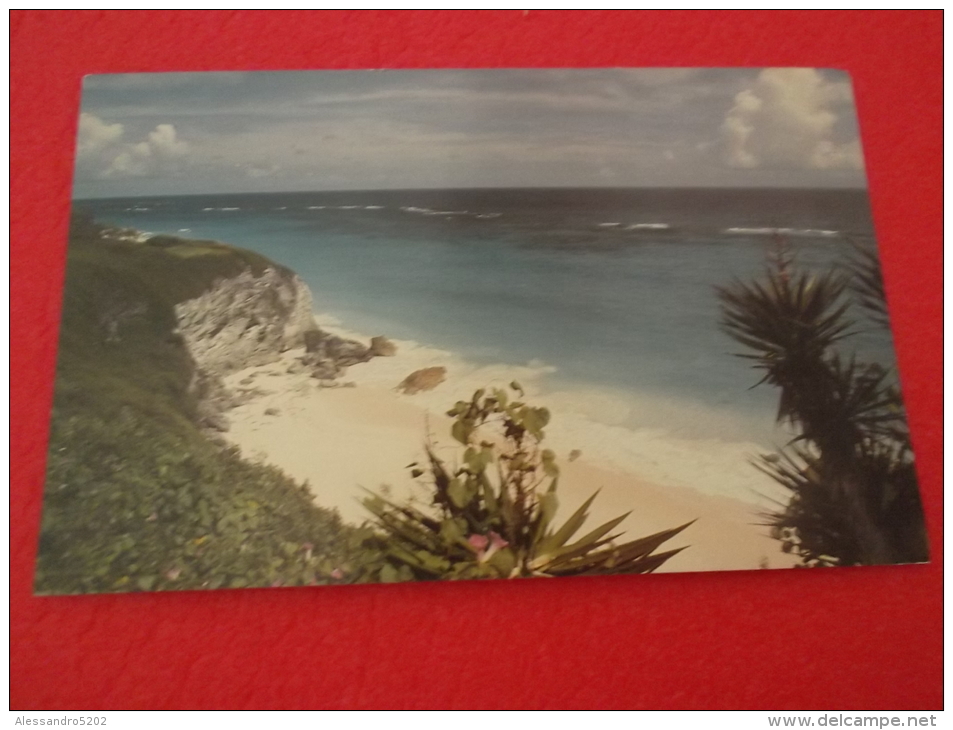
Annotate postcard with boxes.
[36,68,928,594]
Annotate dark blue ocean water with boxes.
[77,187,897,445]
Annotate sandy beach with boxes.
[220,324,797,574]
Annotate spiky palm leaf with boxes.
[363,386,693,581]
[755,441,926,567]
[848,240,892,330]
[718,249,927,566]
[718,268,854,362]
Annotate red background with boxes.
[10,11,943,710]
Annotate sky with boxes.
[73,68,868,198]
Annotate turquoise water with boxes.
[79,187,896,445]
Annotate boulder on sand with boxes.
[368,335,397,357]
[396,366,447,395]
[303,329,324,353]
[302,328,370,368]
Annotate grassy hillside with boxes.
[37,214,382,594]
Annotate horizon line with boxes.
[74,183,871,201]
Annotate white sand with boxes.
[220,323,797,574]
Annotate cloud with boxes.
[77,112,124,156]
[73,69,869,195]
[75,113,189,179]
[720,68,864,171]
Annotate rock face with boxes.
[397,366,447,395]
[174,267,316,376]
[173,266,374,431]
[190,369,235,432]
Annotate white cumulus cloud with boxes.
[75,113,189,179]
[720,68,864,171]
[77,113,124,156]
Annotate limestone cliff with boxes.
[171,265,375,431]
[173,267,317,376]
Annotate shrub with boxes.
[716,242,928,566]
[36,217,385,593]
[363,384,692,581]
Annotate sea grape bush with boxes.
[363,383,692,581]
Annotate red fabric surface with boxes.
[10,11,942,710]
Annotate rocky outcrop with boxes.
[304,330,370,366]
[190,368,235,432]
[174,267,316,376]
[174,266,377,432]
[369,336,397,357]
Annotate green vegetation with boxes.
[37,214,380,593]
[39,213,693,593]
[717,243,928,567]
[362,384,692,581]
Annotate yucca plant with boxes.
[362,383,692,582]
[849,240,891,330]
[717,241,927,566]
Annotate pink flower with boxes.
[468,534,489,552]
[469,532,509,563]
[330,568,343,579]
[271,579,283,588]
[164,567,181,581]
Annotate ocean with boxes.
[76,187,899,501]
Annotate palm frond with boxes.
[847,239,891,329]
[719,244,927,567]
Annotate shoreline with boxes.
[218,317,797,573]
[312,313,792,509]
